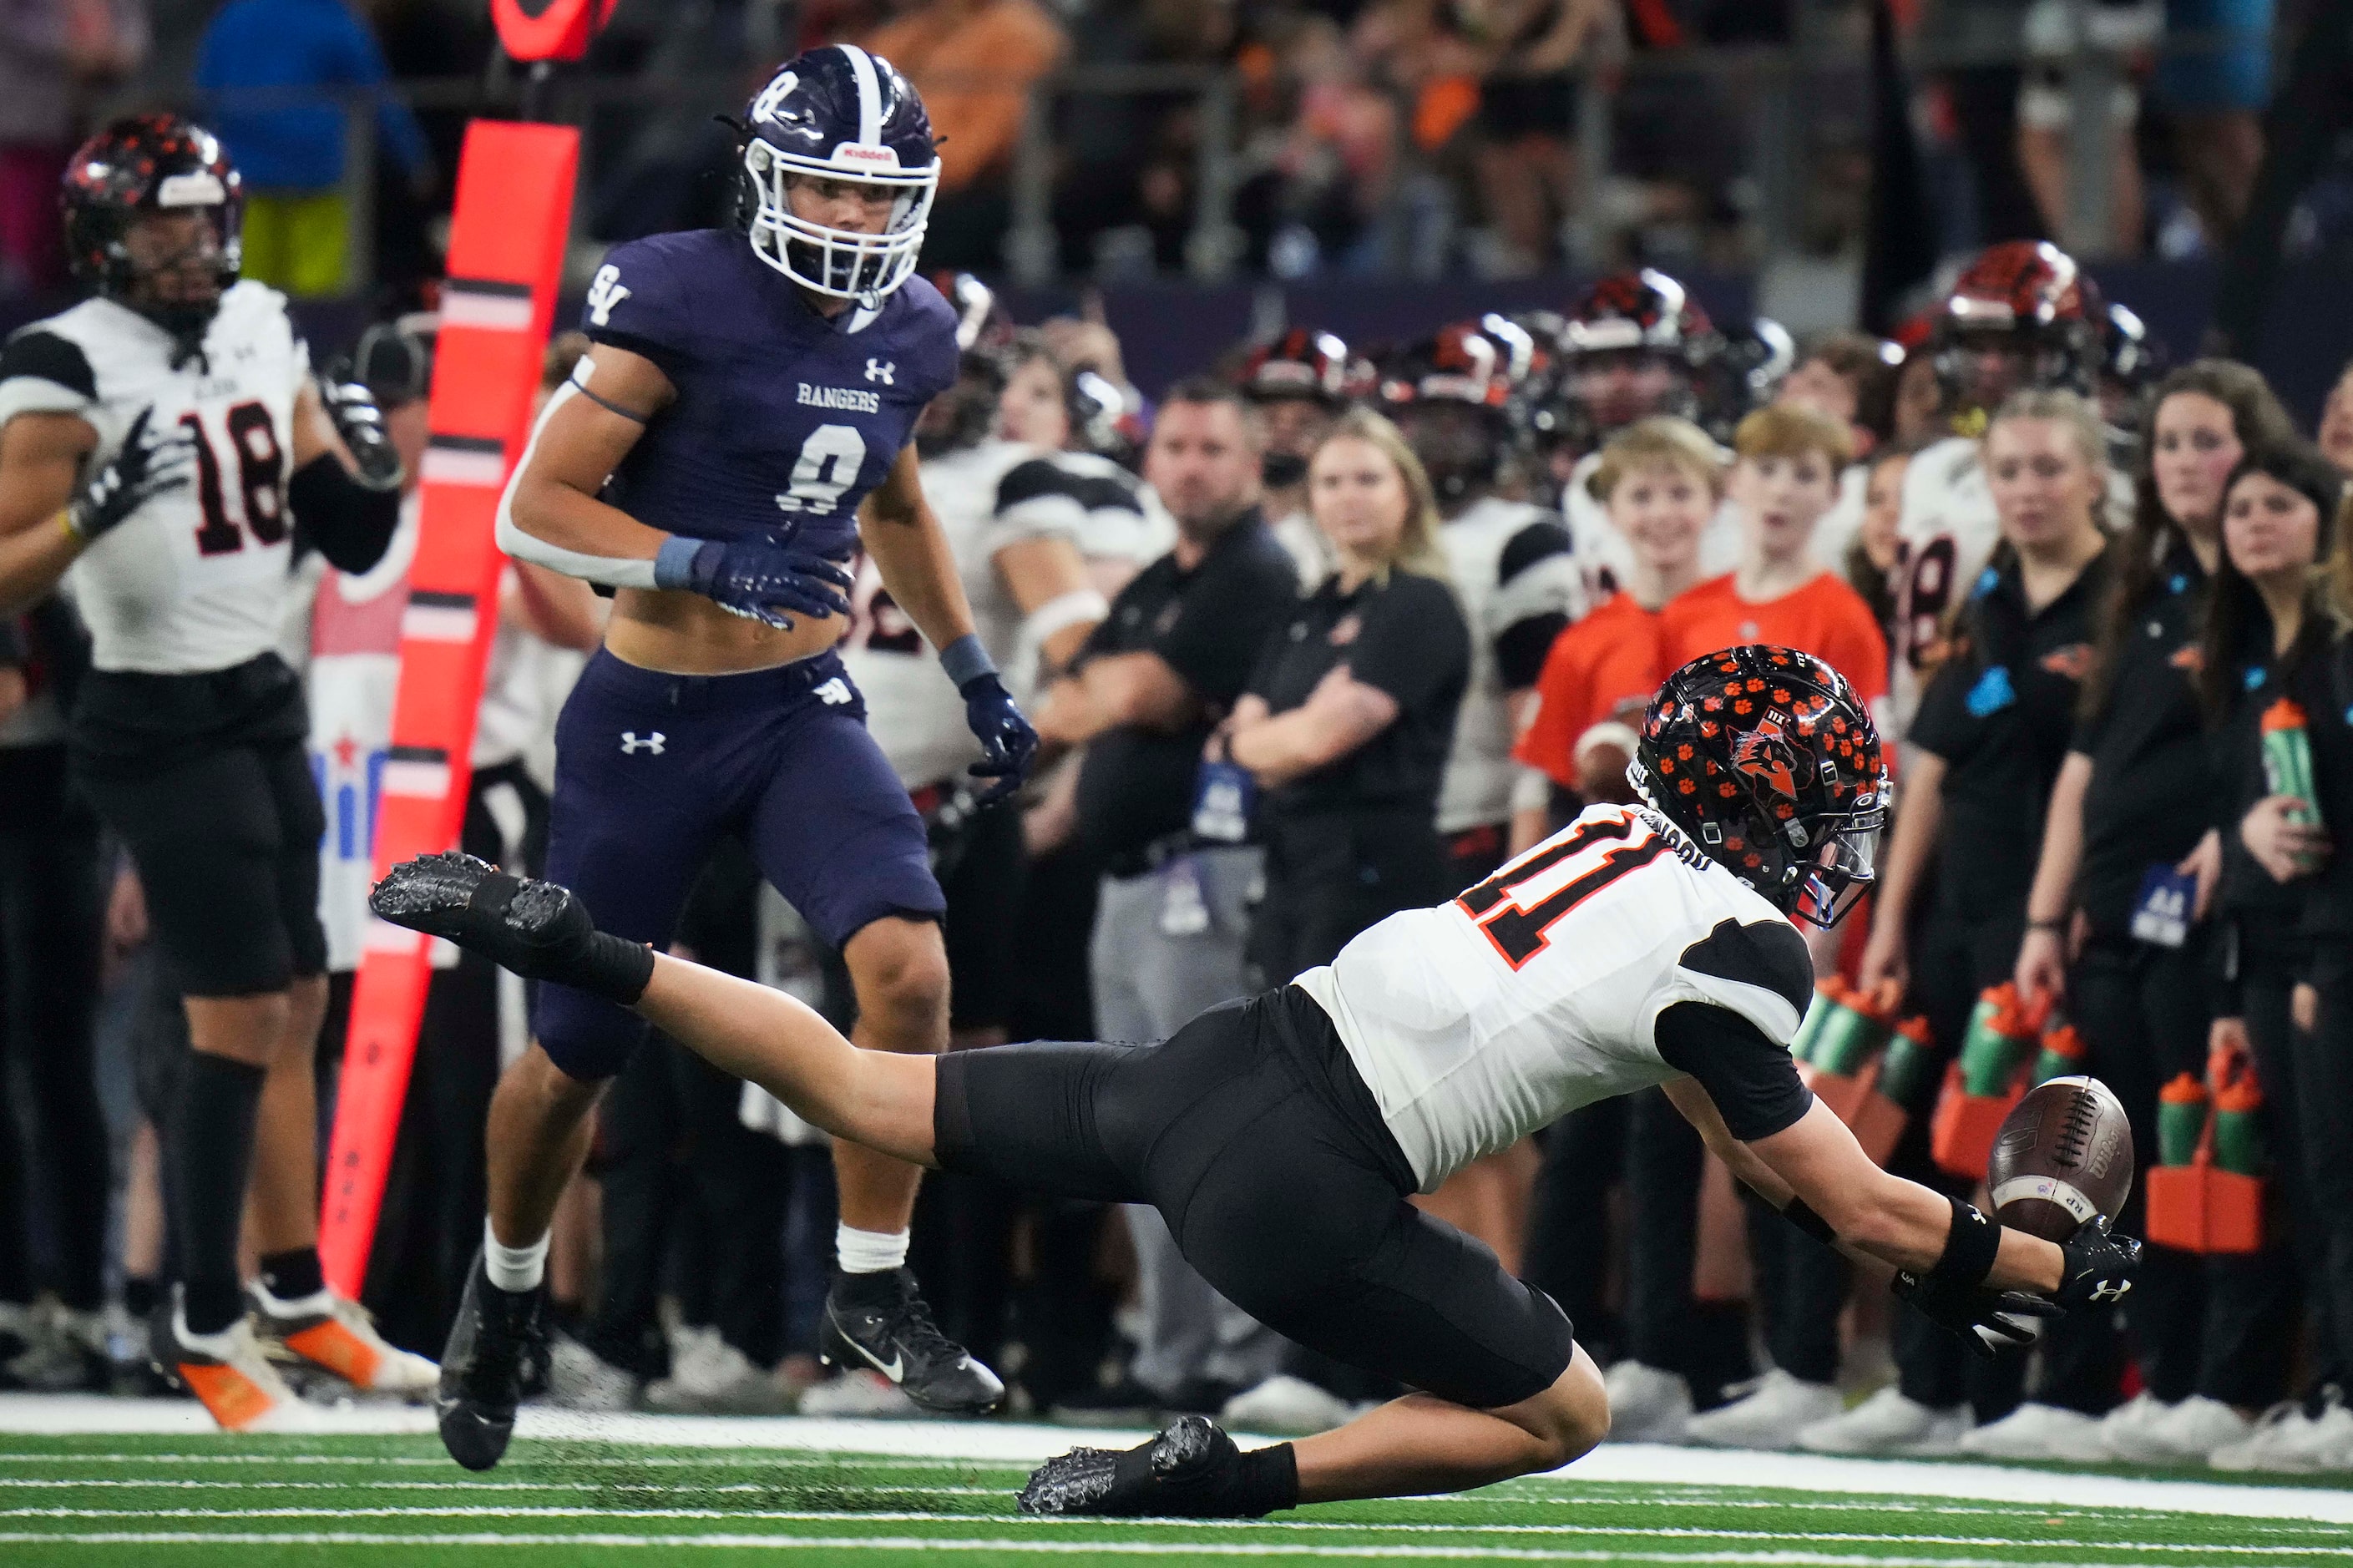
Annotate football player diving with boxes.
[375,645,2140,1515]
[454,46,1036,1467]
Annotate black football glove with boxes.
[318,374,405,492]
[1891,1269,2057,1358]
[2053,1215,2142,1312]
[960,670,1039,805]
[656,525,853,630]
[67,407,193,543]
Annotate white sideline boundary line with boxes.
[3,1395,2350,1525]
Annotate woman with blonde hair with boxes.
[1220,407,1470,985]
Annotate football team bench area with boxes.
[0,1398,2347,1567]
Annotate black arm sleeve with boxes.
[1653,999,1815,1142]
[0,615,24,666]
[289,453,402,574]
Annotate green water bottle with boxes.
[2262,698,2323,831]
[1813,990,1889,1077]
[1958,984,2031,1096]
[2158,1073,2209,1166]
[1789,980,1844,1066]
[2033,1022,2087,1085]
[1879,1017,1938,1109]
[2213,1080,2265,1176]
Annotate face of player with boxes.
[1144,398,1263,534]
[1394,402,1493,494]
[1949,336,2035,414]
[121,209,225,312]
[1777,359,1859,431]
[1730,448,1839,564]
[1571,351,1681,431]
[998,356,1071,449]
[783,173,898,235]
[1858,452,1909,573]
[2221,471,2322,591]
[1985,417,2103,554]
[1308,433,1411,567]
[1608,461,1712,579]
[2149,391,2244,532]
[1257,396,1332,491]
[2321,367,2353,478]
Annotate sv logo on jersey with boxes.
[620,731,665,755]
[586,265,630,327]
[864,358,894,385]
[1731,711,1801,799]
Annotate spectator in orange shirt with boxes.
[863,0,1066,267]
[1510,416,1720,852]
[1658,404,1890,723]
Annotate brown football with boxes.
[1986,1075,2135,1242]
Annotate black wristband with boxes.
[577,930,656,1006]
[1781,1196,1837,1246]
[1928,1194,2001,1288]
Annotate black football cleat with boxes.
[371,853,590,981]
[437,1252,546,1472]
[817,1267,1003,1416]
[1019,1414,1253,1517]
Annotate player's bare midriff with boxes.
[603,584,847,675]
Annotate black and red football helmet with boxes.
[63,114,243,339]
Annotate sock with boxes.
[1226,1442,1299,1518]
[836,1224,910,1275]
[176,1053,267,1336]
[258,1247,326,1304]
[483,1216,550,1293]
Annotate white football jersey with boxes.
[1885,436,1995,745]
[1435,497,1586,834]
[0,285,308,674]
[1292,802,1807,1191]
[843,442,1171,789]
[1562,448,1743,599]
[1268,505,1333,589]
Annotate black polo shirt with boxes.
[2072,541,2216,938]
[2214,616,2353,940]
[1912,549,2109,922]
[1245,568,1470,817]
[1074,511,1300,863]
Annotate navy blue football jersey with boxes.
[580,228,959,560]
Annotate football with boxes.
[1986,1075,2136,1242]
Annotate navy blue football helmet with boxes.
[738,45,939,305]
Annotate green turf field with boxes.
[2,1429,2349,1568]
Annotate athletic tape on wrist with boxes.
[1020,588,1110,651]
[1928,1194,2001,1288]
[653,534,702,592]
[940,632,996,690]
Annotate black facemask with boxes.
[1262,450,1308,489]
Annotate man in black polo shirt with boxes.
[1031,377,1299,1421]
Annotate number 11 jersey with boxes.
[1291,802,1813,1191]
[0,283,307,674]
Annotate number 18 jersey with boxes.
[0,284,308,674]
[1291,802,1812,1191]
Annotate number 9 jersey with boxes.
[0,281,307,674]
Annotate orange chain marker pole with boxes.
[319,119,577,1296]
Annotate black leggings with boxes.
[934,986,1576,1411]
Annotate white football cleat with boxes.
[646,1324,787,1414]
[166,1302,325,1433]
[1218,1374,1363,1437]
[1956,1401,2107,1461]
[1798,1384,1970,1456]
[249,1284,437,1398]
[1684,1368,1844,1449]
[2102,1393,2250,1464]
[545,1333,639,1411]
[2210,1395,2353,1473]
[1603,1359,1693,1444]
[797,1366,921,1419]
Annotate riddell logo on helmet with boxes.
[834,144,901,169]
[1730,711,1801,798]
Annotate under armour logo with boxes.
[864,358,895,385]
[814,677,853,706]
[2088,1279,2131,1304]
[586,265,630,327]
[620,731,666,755]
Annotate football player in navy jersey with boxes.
[448,45,1035,1469]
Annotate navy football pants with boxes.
[535,649,944,1081]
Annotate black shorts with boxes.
[934,985,1576,1409]
[71,655,326,998]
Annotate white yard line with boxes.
[0,1530,2260,1566]
[2,1395,2348,1525]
